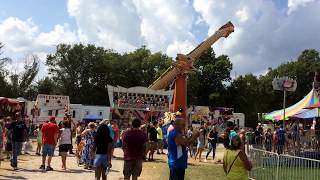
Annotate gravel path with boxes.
[0,147,124,180]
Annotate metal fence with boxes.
[249,147,320,180]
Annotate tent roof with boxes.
[292,108,318,120]
[265,89,319,121]
[82,114,103,121]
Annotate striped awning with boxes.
[264,89,319,121]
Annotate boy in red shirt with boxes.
[40,117,59,171]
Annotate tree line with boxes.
[1,42,319,127]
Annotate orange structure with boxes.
[149,22,235,121]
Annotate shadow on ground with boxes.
[0,175,28,180]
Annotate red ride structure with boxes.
[149,22,235,121]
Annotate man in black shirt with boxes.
[148,121,158,161]
[8,112,27,170]
[92,121,113,180]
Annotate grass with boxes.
[141,156,226,180]
[250,166,320,180]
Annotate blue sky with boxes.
[0,0,319,76]
[0,0,74,31]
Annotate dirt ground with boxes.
[0,143,226,180]
[0,148,124,180]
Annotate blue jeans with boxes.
[11,141,23,167]
[206,142,216,159]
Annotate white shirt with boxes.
[59,128,71,145]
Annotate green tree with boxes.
[37,77,58,95]
[224,49,320,127]
[7,54,39,98]
[0,42,11,96]
[46,44,173,105]
[187,48,232,106]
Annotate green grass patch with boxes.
[141,159,226,180]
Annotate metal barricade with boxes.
[249,147,320,180]
[249,148,279,180]
[277,154,320,180]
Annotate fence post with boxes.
[275,153,280,180]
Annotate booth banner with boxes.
[35,94,70,112]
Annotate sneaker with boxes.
[39,165,45,170]
[13,167,18,171]
[46,166,53,171]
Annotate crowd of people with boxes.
[242,118,320,155]
[113,92,169,110]
[6,111,305,180]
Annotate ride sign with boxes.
[272,77,297,92]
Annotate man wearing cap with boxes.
[40,117,59,171]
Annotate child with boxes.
[34,124,43,155]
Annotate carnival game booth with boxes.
[0,97,24,117]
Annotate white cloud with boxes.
[166,40,195,57]
[288,0,315,14]
[193,0,320,74]
[0,17,77,75]
[235,7,249,22]
[0,17,77,54]
[132,0,195,55]
[35,24,77,49]
[0,17,38,52]
[67,0,196,56]
[67,0,141,52]
[2,0,320,77]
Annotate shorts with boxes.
[157,139,163,148]
[197,142,205,149]
[59,144,71,153]
[94,154,108,168]
[42,144,55,157]
[149,141,157,151]
[123,160,143,177]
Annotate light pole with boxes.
[283,90,286,128]
[272,77,297,126]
